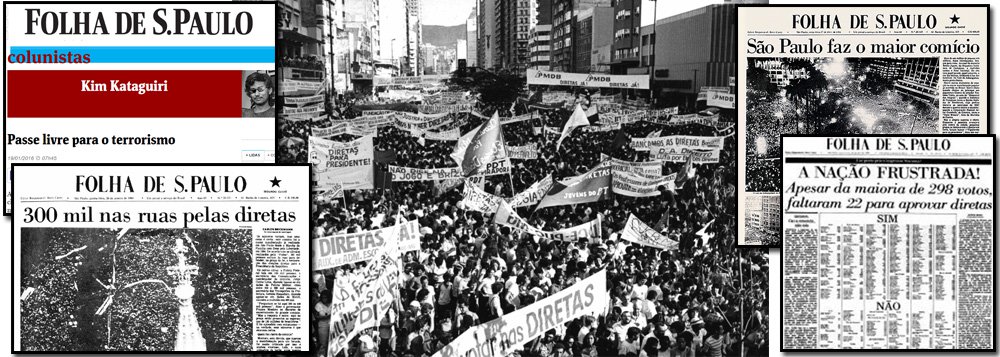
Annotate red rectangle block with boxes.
[7,70,244,118]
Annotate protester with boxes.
[288,77,767,357]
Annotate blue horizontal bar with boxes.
[8,46,275,63]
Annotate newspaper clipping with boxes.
[737,5,989,246]
[13,164,310,352]
[780,135,995,351]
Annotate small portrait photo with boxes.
[242,70,275,118]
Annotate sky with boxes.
[377,0,742,60]
[379,0,408,61]
[419,0,720,26]
[420,0,476,26]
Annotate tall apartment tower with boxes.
[405,0,423,75]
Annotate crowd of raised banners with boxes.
[387,159,512,182]
[630,135,726,164]
[306,82,745,356]
[432,269,609,357]
[301,87,736,206]
[323,220,417,356]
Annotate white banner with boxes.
[393,112,453,131]
[507,143,539,160]
[388,160,511,181]
[494,201,603,243]
[347,242,401,337]
[284,94,324,106]
[415,128,460,141]
[631,135,725,152]
[507,174,554,208]
[612,171,677,197]
[311,123,348,138]
[309,136,374,190]
[283,104,324,115]
[281,79,324,94]
[620,214,678,250]
[654,149,721,164]
[433,269,608,357]
[707,90,735,109]
[458,181,504,214]
[311,219,421,271]
[604,155,664,177]
[526,69,649,89]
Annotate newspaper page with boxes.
[737,5,989,246]
[4,2,278,215]
[12,164,309,352]
[780,135,995,351]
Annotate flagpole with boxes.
[739,249,745,357]
[499,121,516,197]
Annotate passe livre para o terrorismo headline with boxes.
[7,133,175,147]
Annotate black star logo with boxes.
[950,14,960,24]
[269,176,281,187]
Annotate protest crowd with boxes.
[280,75,768,357]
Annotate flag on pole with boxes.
[456,111,507,177]
[557,104,591,151]
[535,160,612,210]
[509,100,517,115]
[674,152,695,188]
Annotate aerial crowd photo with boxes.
[276,0,769,356]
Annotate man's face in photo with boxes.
[249,80,270,106]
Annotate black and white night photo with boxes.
[19,228,253,352]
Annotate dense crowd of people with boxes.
[296,83,768,357]
[282,55,325,71]
[19,228,254,351]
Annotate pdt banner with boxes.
[433,269,608,357]
[311,219,421,271]
[527,69,649,89]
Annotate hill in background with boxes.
[423,24,467,49]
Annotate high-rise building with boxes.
[466,11,478,67]
[652,3,739,105]
[610,0,641,74]
[550,0,610,72]
[865,58,906,81]
[895,58,939,105]
[320,0,346,92]
[745,194,780,238]
[277,0,325,58]
[405,0,423,75]
[574,6,612,73]
[478,0,495,69]
[495,0,533,72]
[344,0,380,58]
[528,24,551,70]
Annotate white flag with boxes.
[557,104,591,151]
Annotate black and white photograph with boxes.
[19,228,253,352]
[742,57,941,246]
[272,0,769,355]
[745,57,940,191]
